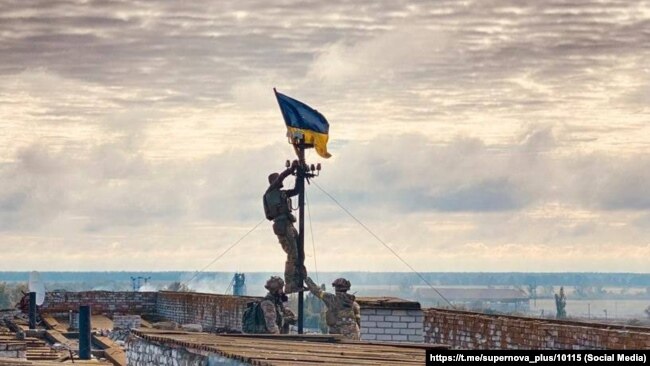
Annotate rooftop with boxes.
[356,297,421,309]
[1,310,119,366]
[131,328,443,366]
[416,287,530,301]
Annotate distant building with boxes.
[416,287,530,313]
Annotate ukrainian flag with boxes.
[274,89,331,158]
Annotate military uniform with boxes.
[264,164,306,293]
[305,277,361,340]
[259,277,296,334]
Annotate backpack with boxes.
[263,190,290,221]
[242,301,268,333]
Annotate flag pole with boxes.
[274,88,326,334]
[297,138,306,334]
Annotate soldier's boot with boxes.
[284,261,299,294]
[291,263,305,291]
[298,263,307,278]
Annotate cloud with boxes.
[624,75,650,109]
[311,126,650,218]
[0,145,73,230]
[567,155,650,211]
[0,139,289,231]
[430,179,524,211]
[230,76,281,111]
[307,26,448,84]
[316,128,550,214]
[0,0,648,271]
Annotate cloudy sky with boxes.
[1,0,649,273]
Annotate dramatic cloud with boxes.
[0,0,648,271]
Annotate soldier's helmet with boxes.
[265,276,285,291]
[268,173,280,185]
[331,278,351,291]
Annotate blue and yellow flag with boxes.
[274,89,331,158]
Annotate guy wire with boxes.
[183,218,265,287]
[306,192,319,284]
[312,181,454,308]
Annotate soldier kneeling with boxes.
[242,276,296,334]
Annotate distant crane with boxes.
[131,276,151,291]
[225,273,246,296]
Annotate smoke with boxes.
[91,286,114,291]
[138,284,158,292]
[186,277,225,294]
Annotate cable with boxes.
[312,181,455,308]
[224,277,234,295]
[305,192,319,284]
[183,218,265,287]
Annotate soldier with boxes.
[305,276,361,340]
[263,160,306,293]
[259,276,296,334]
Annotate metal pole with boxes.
[297,142,306,334]
[79,305,91,360]
[28,292,36,330]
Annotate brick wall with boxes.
[0,345,26,359]
[358,298,424,343]
[424,308,650,349]
[360,308,424,342]
[0,333,26,359]
[113,315,142,330]
[127,332,248,366]
[156,291,260,332]
[39,291,158,315]
[127,335,207,366]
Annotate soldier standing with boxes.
[259,276,296,334]
[305,276,361,340]
[263,160,306,293]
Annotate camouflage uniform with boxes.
[305,277,361,340]
[263,163,306,293]
[274,218,301,292]
[259,276,296,334]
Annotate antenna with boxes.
[28,271,46,306]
